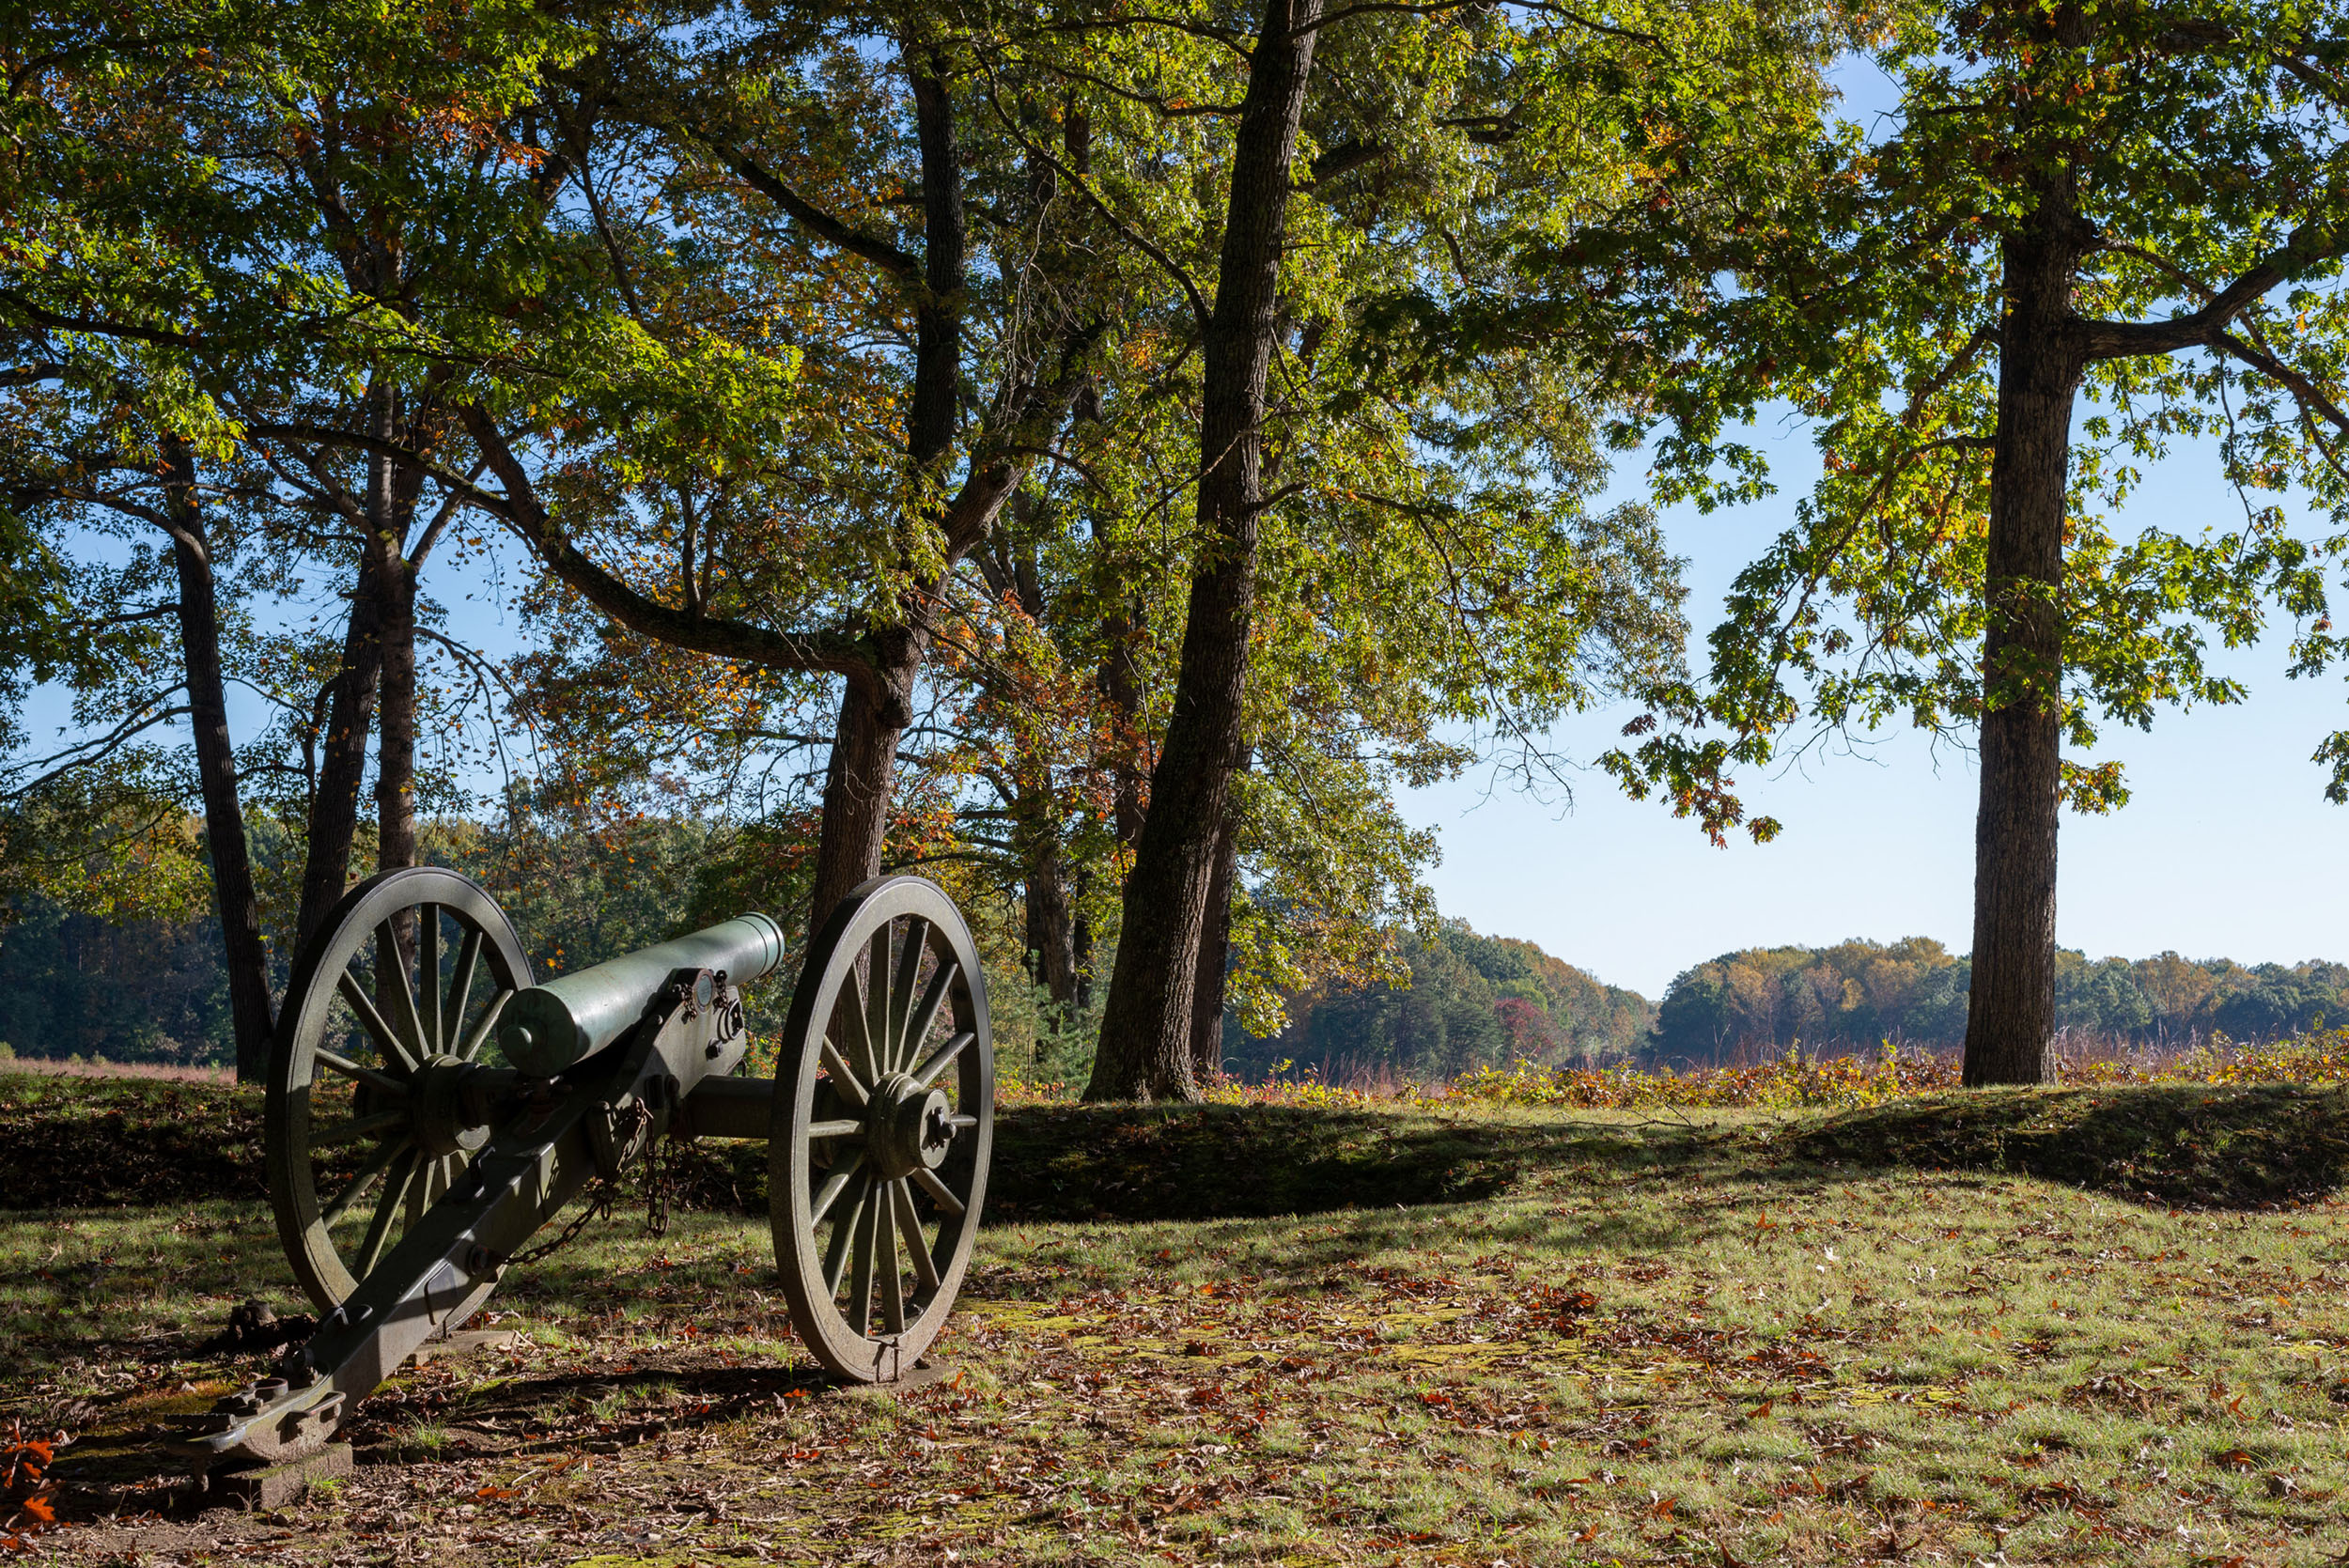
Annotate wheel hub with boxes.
[866,1073,955,1180]
[409,1054,491,1157]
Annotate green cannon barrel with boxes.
[495,914,786,1076]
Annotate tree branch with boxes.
[2209,326,2349,435]
[685,135,921,283]
[453,409,876,678]
[2077,224,2339,359]
[3,699,193,800]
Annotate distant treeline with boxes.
[0,894,234,1065]
[8,834,2339,1080]
[1227,920,1656,1082]
[1649,939,2348,1063]
[0,812,736,1066]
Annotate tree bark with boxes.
[373,523,421,992]
[161,440,275,1080]
[1963,172,2086,1087]
[1097,594,1149,853]
[1188,804,1240,1084]
[295,460,392,948]
[803,49,963,935]
[907,54,963,474]
[1087,0,1322,1101]
[375,539,418,879]
[1023,827,1080,1010]
[808,635,921,925]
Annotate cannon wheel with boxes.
[266,867,533,1311]
[772,876,993,1382]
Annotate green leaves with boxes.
[1658,0,2349,814]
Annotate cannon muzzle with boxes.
[496,913,786,1075]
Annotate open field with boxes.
[1,1071,2345,1565]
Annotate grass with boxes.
[1,1070,2345,1564]
[0,1057,235,1085]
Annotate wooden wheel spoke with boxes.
[355,1147,420,1275]
[408,1153,454,1227]
[832,973,879,1086]
[336,970,422,1075]
[876,1183,906,1334]
[314,1048,409,1099]
[444,925,484,1057]
[901,960,957,1076]
[845,1190,880,1335]
[822,1178,868,1298]
[807,1118,864,1141]
[886,918,930,1070]
[310,1108,412,1149]
[910,1030,974,1093]
[891,1178,940,1294]
[319,1135,411,1228]
[374,918,430,1065]
[910,1166,966,1219]
[458,986,514,1063]
[863,926,893,1076]
[811,1150,865,1226]
[819,1039,870,1110]
[416,906,442,1057]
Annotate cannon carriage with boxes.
[179,868,994,1474]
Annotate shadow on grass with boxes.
[1783,1082,2349,1209]
[8,1072,2341,1223]
[987,1103,1574,1219]
[0,1073,264,1210]
[670,1102,1657,1222]
[972,1085,2349,1222]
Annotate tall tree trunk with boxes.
[1087,0,1321,1101]
[374,536,421,991]
[1188,805,1240,1084]
[1097,594,1148,854]
[1071,884,1094,1011]
[375,548,418,878]
[1023,826,1080,1010]
[808,637,920,925]
[295,461,392,948]
[805,51,962,934]
[161,440,275,1080]
[1963,175,2085,1087]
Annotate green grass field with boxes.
[2,1071,2345,1564]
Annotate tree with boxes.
[2,0,583,1072]
[1082,0,1326,1100]
[381,3,1122,937]
[1688,0,2349,1082]
[0,412,281,1076]
[1077,0,1848,1096]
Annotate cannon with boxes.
[176,868,993,1473]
